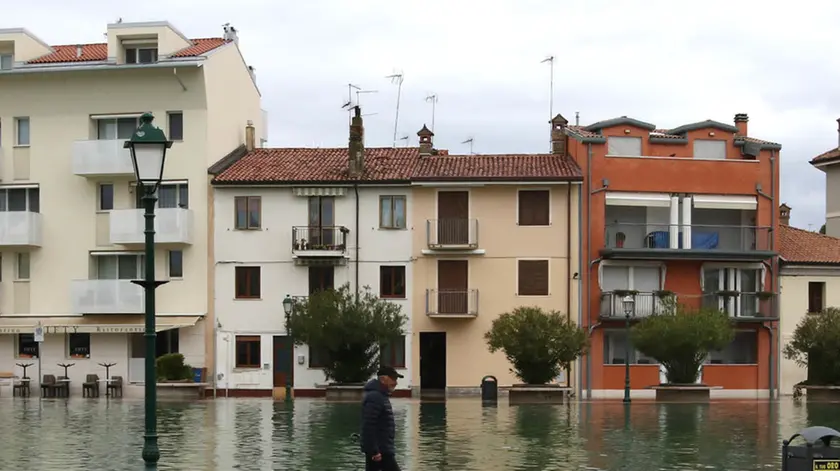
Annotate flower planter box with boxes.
[325,383,366,401]
[650,384,720,402]
[508,384,571,405]
[799,385,840,402]
[156,382,208,401]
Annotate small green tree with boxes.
[285,284,406,384]
[485,307,588,385]
[783,307,840,385]
[631,306,734,384]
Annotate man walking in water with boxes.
[361,366,403,471]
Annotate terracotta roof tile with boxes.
[566,125,602,139]
[780,225,840,264]
[412,154,582,181]
[213,147,423,183]
[212,148,582,184]
[27,38,229,64]
[810,147,840,164]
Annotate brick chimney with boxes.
[349,106,364,176]
[836,118,840,148]
[779,203,791,226]
[245,120,255,152]
[734,113,749,136]
[551,114,569,155]
[417,125,434,156]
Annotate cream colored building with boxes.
[778,210,840,394]
[409,127,582,393]
[0,21,264,393]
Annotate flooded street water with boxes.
[0,397,830,470]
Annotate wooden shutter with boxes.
[518,190,550,226]
[518,260,549,295]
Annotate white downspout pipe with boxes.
[682,196,692,249]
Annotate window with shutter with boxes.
[518,260,549,296]
[518,190,550,226]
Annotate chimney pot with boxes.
[734,113,748,136]
[349,106,365,175]
[417,124,434,156]
[779,203,791,226]
[245,120,255,152]
[76,45,83,58]
[550,114,569,156]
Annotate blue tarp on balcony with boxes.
[645,231,719,249]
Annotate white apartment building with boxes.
[0,21,264,394]
[210,113,414,397]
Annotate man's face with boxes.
[382,375,397,391]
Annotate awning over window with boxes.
[605,192,671,207]
[0,315,202,335]
[692,195,757,210]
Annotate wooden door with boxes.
[273,336,294,388]
[438,260,468,314]
[437,191,469,245]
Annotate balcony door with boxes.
[437,191,469,245]
[601,265,661,317]
[703,267,761,317]
[97,117,138,141]
[437,260,468,314]
[308,196,335,246]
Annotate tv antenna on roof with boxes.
[541,55,555,152]
[425,93,438,133]
[356,89,378,108]
[346,83,361,124]
[399,135,409,147]
[386,71,404,148]
[461,137,475,155]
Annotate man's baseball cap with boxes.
[377,366,404,379]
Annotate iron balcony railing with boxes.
[599,290,775,319]
[291,226,348,253]
[426,219,479,249]
[425,289,479,316]
[599,291,676,318]
[604,223,772,252]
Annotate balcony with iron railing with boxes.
[602,223,773,260]
[425,289,479,318]
[599,290,776,320]
[291,226,348,257]
[425,219,479,250]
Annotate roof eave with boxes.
[410,176,583,183]
[565,129,606,144]
[2,60,203,75]
[667,120,739,135]
[811,157,840,169]
[584,117,657,132]
[211,179,413,186]
[733,139,782,151]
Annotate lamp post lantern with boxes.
[125,112,172,467]
[622,295,635,404]
[282,294,294,402]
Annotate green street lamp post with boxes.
[282,295,294,402]
[622,295,635,404]
[125,113,173,467]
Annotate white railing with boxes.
[0,211,42,246]
[72,140,134,177]
[71,280,144,314]
[109,208,194,245]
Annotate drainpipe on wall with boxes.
[770,150,778,398]
[585,143,593,399]
[354,184,360,301]
[576,181,584,398]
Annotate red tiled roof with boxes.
[780,225,840,264]
[211,147,582,183]
[27,38,229,64]
[413,154,582,181]
[213,147,424,183]
[811,147,840,165]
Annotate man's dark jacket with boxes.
[360,378,396,456]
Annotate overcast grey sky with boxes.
[5,0,838,229]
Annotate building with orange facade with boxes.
[558,113,782,398]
